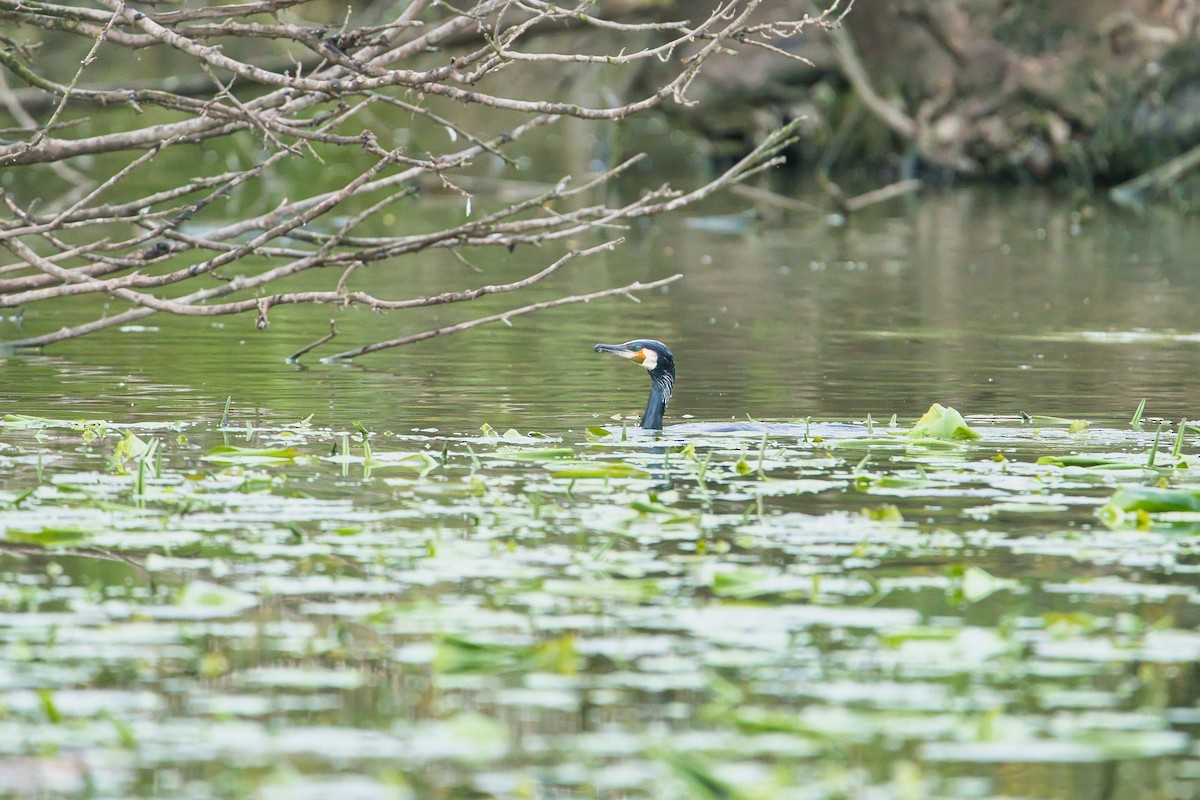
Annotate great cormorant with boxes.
[595,338,832,436]
[593,339,675,430]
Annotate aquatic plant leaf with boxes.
[544,461,651,479]
[0,488,37,509]
[491,447,575,461]
[3,413,70,428]
[1023,415,1090,431]
[110,432,152,467]
[201,445,301,463]
[907,404,980,441]
[720,706,835,739]
[433,634,577,675]
[863,504,904,522]
[711,567,809,600]
[629,499,698,522]
[1103,486,1200,513]
[855,474,933,491]
[36,688,62,724]
[1,414,182,432]
[9,396,1200,791]
[541,578,663,601]
[1037,455,1144,469]
[878,627,961,648]
[365,451,439,476]
[177,581,259,613]
[824,436,906,449]
[1131,398,1147,427]
[958,566,1020,603]
[3,527,89,547]
[654,747,752,800]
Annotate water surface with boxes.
[5,187,1199,430]
[2,188,1199,800]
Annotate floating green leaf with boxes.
[710,567,810,600]
[855,473,934,491]
[1037,455,1142,468]
[492,447,575,461]
[365,450,439,477]
[907,404,981,441]
[541,578,663,601]
[863,504,904,521]
[719,706,835,740]
[1103,486,1200,514]
[957,566,1020,603]
[177,581,259,613]
[630,498,698,522]
[433,634,577,675]
[544,460,651,479]
[201,445,301,463]
[4,527,89,547]
[110,431,152,473]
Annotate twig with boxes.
[25,7,121,153]
[730,184,821,214]
[289,319,339,363]
[843,178,922,212]
[323,274,684,361]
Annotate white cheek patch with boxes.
[639,348,658,371]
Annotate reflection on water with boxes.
[4,188,1198,432]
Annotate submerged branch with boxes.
[1110,144,1200,212]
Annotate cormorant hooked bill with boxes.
[593,339,675,430]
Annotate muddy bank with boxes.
[632,0,1200,207]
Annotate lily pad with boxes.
[907,403,981,441]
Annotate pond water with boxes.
[6,187,1200,430]
[2,187,1200,799]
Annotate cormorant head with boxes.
[594,339,676,430]
[593,339,675,381]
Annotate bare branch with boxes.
[0,0,842,357]
[323,274,684,361]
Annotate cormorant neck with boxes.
[641,369,674,430]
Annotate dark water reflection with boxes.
[5,188,1198,431]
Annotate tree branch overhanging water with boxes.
[0,0,847,359]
